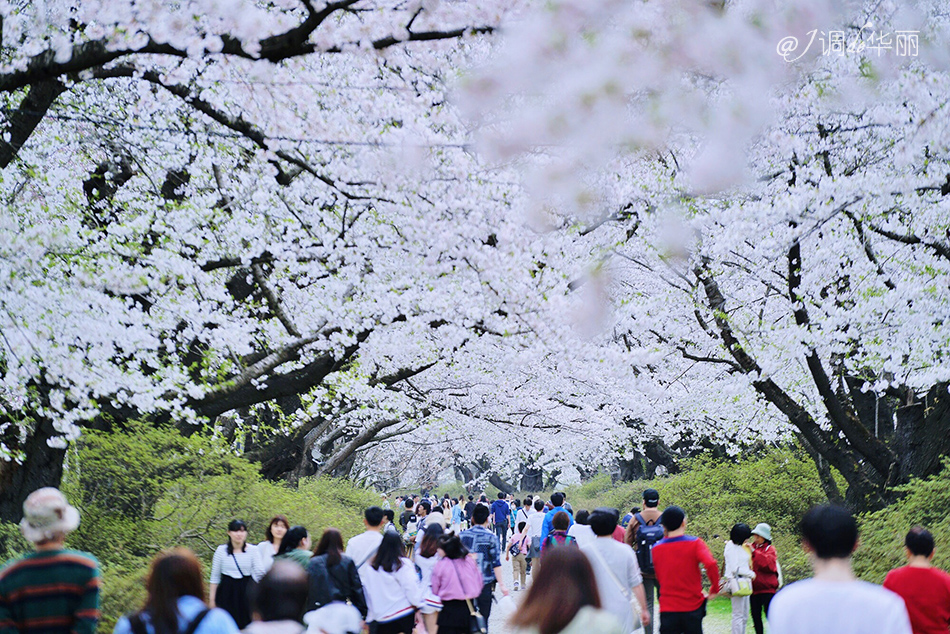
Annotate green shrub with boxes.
[0,520,29,563]
[59,423,379,626]
[854,458,950,583]
[565,449,834,583]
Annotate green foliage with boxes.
[60,422,379,629]
[0,520,29,563]
[566,449,835,582]
[854,458,950,583]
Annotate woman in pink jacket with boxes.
[430,533,484,634]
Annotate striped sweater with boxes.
[0,549,100,634]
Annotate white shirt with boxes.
[769,578,912,634]
[581,537,643,634]
[722,541,754,580]
[257,540,278,575]
[360,557,423,623]
[210,544,263,583]
[527,510,545,538]
[345,530,384,574]
[568,524,597,548]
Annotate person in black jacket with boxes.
[307,528,368,618]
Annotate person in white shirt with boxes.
[722,523,755,634]
[360,532,423,633]
[257,514,290,576]
[526,498,546,573]
[769,504,911,634]
[345,507,385,581]
[567,510,597,549]
[580,508,650,634]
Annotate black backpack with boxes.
[634,512,664,574]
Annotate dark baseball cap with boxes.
[643,488,660,504]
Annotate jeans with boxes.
[494,521,509,550]
[750,593,773,634]
[476,581,496,632]
[731,595,750,634]
[643,576,659,634]
[659,605,704,634]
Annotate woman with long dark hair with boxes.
[307,528,367,618]
[209,519,262,628]
[430,533,483,634]
[274,525,311,568]
[509,547,622,634]
[114,548,239,634]
[359,531,422,634]
[256,515,289,574]
[414,524,444,634]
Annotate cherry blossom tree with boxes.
[0,0,534,520]
[469,0,950,508]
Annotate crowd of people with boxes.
[1,486,949,634]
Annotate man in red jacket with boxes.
[883,527,950,634]
[651,506,719,634]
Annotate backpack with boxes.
[546,533,577,549]
[634,512,664,574]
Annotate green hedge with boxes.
[51,423,379,629]
[854,458,950,583]
[563,449,837,583]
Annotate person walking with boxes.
[257,516,290,576]
[541,511,576,556]
[0,488,100,634]
[768,505,911,634]
[650,506,719,634]
[243,560,310,634]
[460,504,509,631]
[882,526,950,634]
[113,548,238,634]
[414,524,444,634]
[581,508,650,634]
[567,511,596,549]
[275,526,312,569]
[345,507,385,583]
[430,533,483,634]
[490,493,511,551]
[506,521,531,591]
[307,528,367,619]
[210,519,263,629]
[626,489,662,634]
[526,498,545,574]
[359,533,422,634]
[509,547,624,634]
[539,493,574,547]
[748,523,778,634]
[722,524,755,634]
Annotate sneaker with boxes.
[513,582,520,591]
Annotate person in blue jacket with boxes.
[539,492,574,547]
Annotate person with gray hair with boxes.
[0,487,101,634]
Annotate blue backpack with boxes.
[634,513,664,574]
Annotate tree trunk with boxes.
[0,417,67,523]
[489,473,515,495]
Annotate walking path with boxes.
[486,553,735,634]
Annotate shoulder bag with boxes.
[449,559,487,634]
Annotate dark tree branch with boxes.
[787,235,899,481]
[843,211,896,290]
[864,219,950,263]
[693,258,887,507]
[0,80,67,167]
